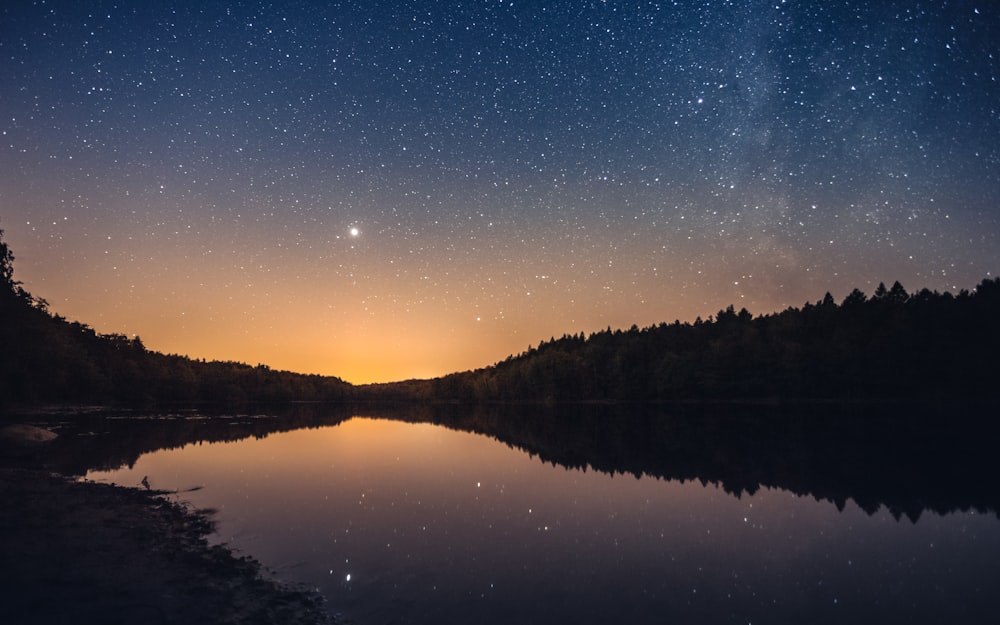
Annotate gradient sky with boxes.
[2,1,998,383]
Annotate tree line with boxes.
[367,278,1000,402]
[1,228,351,405]
[3,226,999,405]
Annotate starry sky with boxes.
[2,1,998,383]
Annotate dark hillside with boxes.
[0,229,351,406]
[402,278,1000,402]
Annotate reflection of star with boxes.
[349,227,360,237]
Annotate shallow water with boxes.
[88,414,999,624]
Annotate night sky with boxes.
[2,1,998,383]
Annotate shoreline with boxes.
[0,466,335,625]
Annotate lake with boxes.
[84,406,998,624]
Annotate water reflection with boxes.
[28,401,1000,520]
[77,406,999,625]
[400,402,1000,522]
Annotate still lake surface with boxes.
[87,412,998,624]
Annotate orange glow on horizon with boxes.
[5,217,982,385]
[3,0,999,388]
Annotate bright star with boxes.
[349,227,360,237]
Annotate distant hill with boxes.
[3,227,999,406]
[365,279,1000,403]
[0,229,351,406]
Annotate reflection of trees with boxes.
[379,402,1000,522]
[6,404,355,476]
[8,401,998,522]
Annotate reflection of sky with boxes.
[88,418,999,624]
[3,1,999,382]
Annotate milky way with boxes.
[2,1,998,382]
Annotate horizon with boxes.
[3,1,998,384]
[5,246,993,385]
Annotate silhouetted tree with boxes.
[887,280,909,303]
[0,227,14,290]
[842,288,867,307]
[873,282,888,300]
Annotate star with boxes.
[0,0,996,384]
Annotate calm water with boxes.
[88,415,999,624]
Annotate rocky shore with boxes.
[0,424,334,625]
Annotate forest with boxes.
[0,229,351,405]
[362,279,1000,402]
[2,227,999,406]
